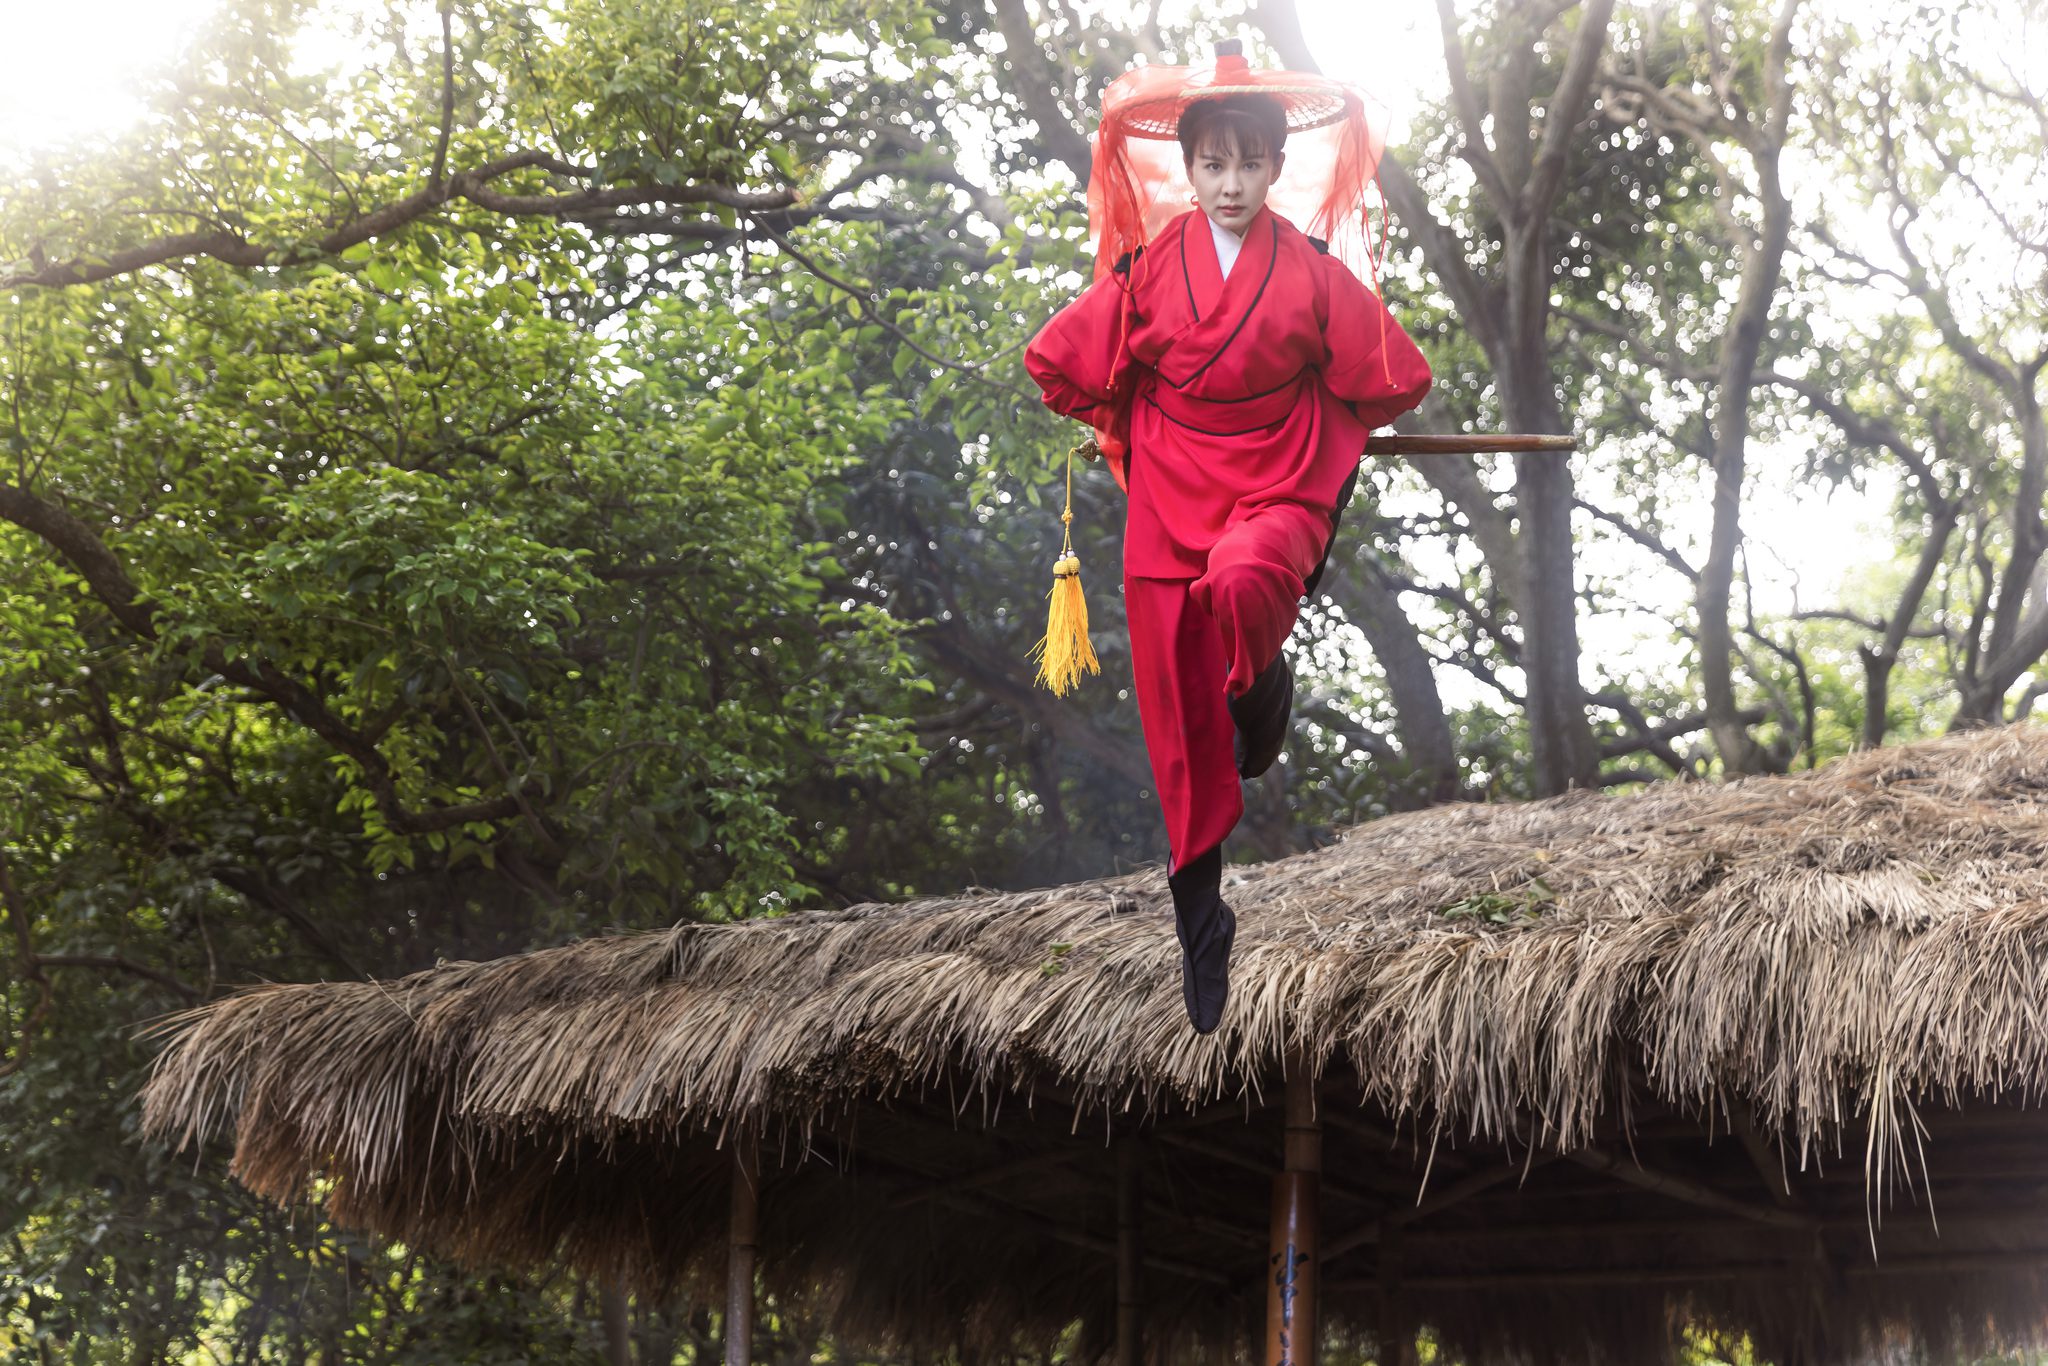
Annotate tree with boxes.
[1258,0,1618,796]
[1803,1,2048,730]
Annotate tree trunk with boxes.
[1500,216,1599,794]
[1257,0,1617,797]
[1345,564,1460,803]
[601,1283,632,1366]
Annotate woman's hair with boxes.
[1178,93,1287,166]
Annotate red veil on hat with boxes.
[1086,40,1391,286]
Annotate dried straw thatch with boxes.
[142,725,2048,1365]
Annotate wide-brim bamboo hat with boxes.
[1085,41,1390,282]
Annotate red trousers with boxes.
[1125,501,1332,873]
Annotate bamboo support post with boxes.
[1377,1219,1417,1366]
[601,1282,631,1366]
[725,1129,760,1366]
[1265,1055,1321,1366]
[1116,1133,1144,1366]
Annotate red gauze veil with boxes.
[1086,42,1391,287]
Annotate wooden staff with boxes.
[1363,433,1577,455]
[1073,432,1573,471]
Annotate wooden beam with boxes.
[1322,1155,1566,1264]
[923,1176,1215,1286]
[924,1186,1232,1287]
[885,1147,1077,1209]
[1327,1248,2048,1294]
[1158,1130,1388,1208]
[1842,1250,2048,1277]
[1018,1076,1280,1131]
[827,1118,1236,1287]
[872,1097,1267,1246]
[1897,1107,2048,1135]
[1174,1094,1283,1129]
[1805,1164,2048,1184]
[860,1099,1266,1264]
[1321,1111,1402,1151]
[1330,1263,1784,1293]
[1391,1209,2048,1248]
[1729,1099,1799,1209]
[1153,1201,1268,1249]
[1568,1148,1816,1230]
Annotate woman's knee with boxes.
[1197,556,1297,621]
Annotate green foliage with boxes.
[0,2,948,1358]
[2,0,2042,1360]
[1439,877,1558,927]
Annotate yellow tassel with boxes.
[1029,443,1102,696]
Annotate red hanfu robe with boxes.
[1025,203,1433,869]
[1027,204,1432,571]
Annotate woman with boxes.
[1024,45,1433,1034]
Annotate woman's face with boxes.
[1188,135,1284,236]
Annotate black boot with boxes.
[1228,652,1294,780]
[1168,845,1236,1035]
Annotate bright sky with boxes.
[0,0,212,154]
[0,0,2006,712]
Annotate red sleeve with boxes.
[1317,253,1433,431]
[1024,269,1140,491]
[1024,272,1136,425]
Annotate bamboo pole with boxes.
[725,1129,760,1366]
[1362,433,1578,455]
[1079,433,1573,468]
[1265,1056,1321,1366]
[1116,1133,1144,1366]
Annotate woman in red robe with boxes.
[1025,49,1432,1034]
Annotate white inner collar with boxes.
[1207,213,1246,280]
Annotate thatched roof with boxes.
[142,725,2048,1365]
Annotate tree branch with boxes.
[1522,0,1619,221]
[3,150,797,291]
[1575,497,1698,581]
[1433,0,1516,211]
[987,0,1095,182]
[0,477,524,839]
[32,954,200,1002]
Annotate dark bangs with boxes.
[1179,94,1286,165]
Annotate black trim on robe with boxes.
[1166,214,1279,391]
[1301,461,1362,602]
[1140,389,1296,437]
